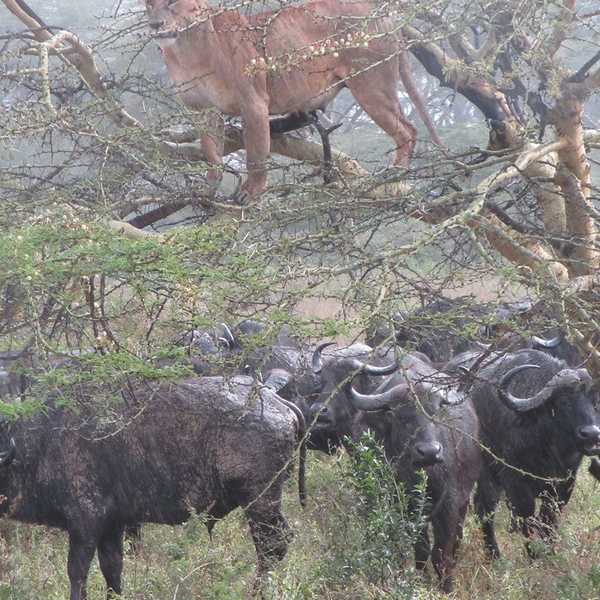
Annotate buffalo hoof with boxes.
[440,576,454,594]
[486,544,501,560]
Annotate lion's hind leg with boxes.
[346,68,416,168]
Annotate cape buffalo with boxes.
[467,349,600,558]
[0,374,304,600]
[366,295,581,365]
[308,350,480,591]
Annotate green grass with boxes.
[2,452,600,599]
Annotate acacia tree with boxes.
[0,0,599,379]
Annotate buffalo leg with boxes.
[245,494,291,576]
[431,504,466,593]
[68,531,97,600]
[536,477,575,545]
[474,480,501,559]
[414,526,430,571]
[538,478,575,543]
[508,492,541,558]
[98,525,125,598]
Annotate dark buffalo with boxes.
[304,342,383,452]
[366,296,495,361]
[179,319,316,390]
[309,350,480,591]
[0,374,304,600]
[367,295,582,365]
[467,349,600,558]
[233,319,301,348]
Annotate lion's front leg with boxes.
[237,97,270,204]
[199,110,225,197]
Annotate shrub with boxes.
[341,431,428,595]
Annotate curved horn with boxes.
[0,438,16,467]
[531,335,562,349]
[262,368,293,393]
[499,364,586,412]
[362,361,398,376]
[219,323,236,349]
[311,342,336,374]
[257,382,307,507]
[270,395,307,508]
[349,381,411,411]
[394,310,408,323]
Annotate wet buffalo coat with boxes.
[467,350,600,557]
[0,375,300,600]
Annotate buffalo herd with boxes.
[0,296,599,597]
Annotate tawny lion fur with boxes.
[144,0,441,201]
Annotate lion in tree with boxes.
[144,0,441,202]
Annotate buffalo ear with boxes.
[457,366,475,392]
[311,342,336,374]
[0,438,16,468]
[589,457,600,482]
[262,369,293,393]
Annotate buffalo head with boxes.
[499,363,600,456]
[307,348,396,453]
[349,377,464,467]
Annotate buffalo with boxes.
[366,296,500,361]
[305,341,380,452]
[465,349,600,558]
[367,295,581,365]
[0,372,305,600]
[308,349,480,591]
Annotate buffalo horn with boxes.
[219,323,236,349]
[361,360,399,376]
[499,364,588,412]
[349,381,411,411]
[0,438,16,467]
[311,342,336,374]
[531,335,561,349]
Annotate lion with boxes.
[143,0,441,201]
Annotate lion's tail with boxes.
[398,51,445,148]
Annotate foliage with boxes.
[1,0,600,597]
[341,432,428,594]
